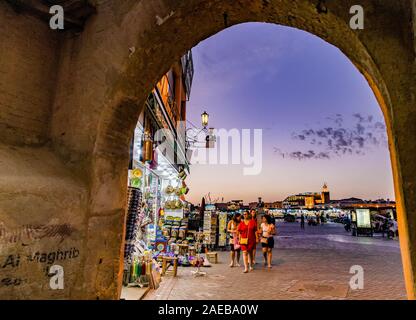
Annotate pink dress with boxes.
[230,221,241,250]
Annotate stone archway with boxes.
[0,0,415,300]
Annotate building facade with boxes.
[283,183,331,209]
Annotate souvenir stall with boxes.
[123,177,161,289]
[123,117,164,289]
[203,204,218,249]
[351,208,373,237]
[187,211,202,231]
[124,110,211,286]
[217,212,228,248]
[153,166,211,272]
[123,149,166,286]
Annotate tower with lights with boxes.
[321,183,330,204]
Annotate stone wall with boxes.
[0,2,60,146]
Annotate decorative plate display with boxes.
[132,168,143,178]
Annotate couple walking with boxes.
[227,209,276,273]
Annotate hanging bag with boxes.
[240,222,249,245]
[234,236,241,250]
[240,235,248,245]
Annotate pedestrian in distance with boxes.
[269,212,276,225]
[300,214,305,229]
[260,214,276,268]
[250,209,261,265]
[381,218,389,238]
[390,219,398,238]
[227,212,241,267]
[238,211,258,273]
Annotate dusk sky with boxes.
[185,23,395,205]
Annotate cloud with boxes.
[274,113,387,160]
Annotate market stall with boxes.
[123,124,212,287]
[351,208,373,237]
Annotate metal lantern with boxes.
[142,131,153,162]
[201,111,209,128]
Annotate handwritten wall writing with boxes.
[0,277,27,288]
[1,248,80,270]
[1,254,21,269]
[0,223,76,244]
[27,248,79,265]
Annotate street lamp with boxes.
[185,111,213,149]
[201,111,209,128]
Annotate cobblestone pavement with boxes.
[145,221,407,300]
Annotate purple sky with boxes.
[185,23,394,204]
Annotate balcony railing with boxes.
[181,50,194,100]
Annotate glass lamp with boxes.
[201,111,209,128]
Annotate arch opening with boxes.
[1,0,415,301]
[73,1,416,300]
[119,24,404,298]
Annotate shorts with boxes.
[230,244,241,252]
[261,237,274,249]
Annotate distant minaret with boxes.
[321,182,330,204]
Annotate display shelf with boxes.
[164,209,184,218]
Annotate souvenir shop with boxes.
[123,108,212,291]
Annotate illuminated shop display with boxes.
[356,208,371,229]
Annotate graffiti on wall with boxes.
[0,222,76,245]
[0,221,80,290]
[0,248,80,289]
[1,248,80,269]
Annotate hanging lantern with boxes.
[142,140,153,162]
[201,111,209,128]
[142,131,153,162]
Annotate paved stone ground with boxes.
[145,221,407,300]
[121,287,149,300]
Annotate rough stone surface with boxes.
[0,0,415,299]
[0,144,87,299]
[0,2,60,146]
